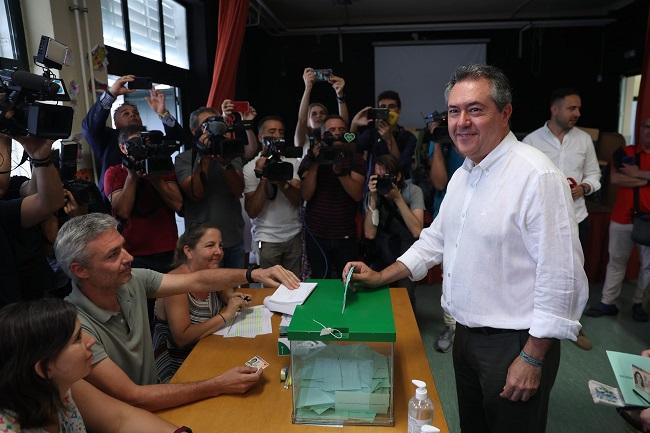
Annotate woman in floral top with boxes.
[0,299,179,433]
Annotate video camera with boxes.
[424,111,452,146]
[376,174,397,195]
[122,130,181,175]
[308,129,353,166]
[0,36,73,139]
[195,116,245,160]
[257,137,302,182]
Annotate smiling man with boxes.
[343,64,588,433]
[55,213,299,412]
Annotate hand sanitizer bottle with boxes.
[408,379,434,433]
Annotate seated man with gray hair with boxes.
[56,213,299,411]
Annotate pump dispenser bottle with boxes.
[408,379,434,433]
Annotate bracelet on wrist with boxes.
[158,109,171,119]
[246,264,259,284]
[217,312,227,325]
[29,154,53,168]
[519,350,543,368]
[336,95,346,102]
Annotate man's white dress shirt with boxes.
[523,123,601,223]
[398,132,588,341]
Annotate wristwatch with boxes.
[246,264,260,284]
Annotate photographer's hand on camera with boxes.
[351,106,372,133]
[221,99,235,117]
[109,75,137,97]
[376,120,399,159]
[303,67,316,90]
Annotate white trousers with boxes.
[601,221,650,304]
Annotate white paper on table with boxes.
[214,305,273,338]
[268,282,318,304]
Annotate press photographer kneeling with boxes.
[365,154,424,304]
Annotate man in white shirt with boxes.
[243,116,303,276]
[343,64,588,433]
[523,88,601,351]
[523,88,601,244]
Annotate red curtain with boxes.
[635,4,650,143]
[206,0,249,109]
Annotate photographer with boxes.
[0,134,65,306]
[299,115,365,278]
[243,116,302,276]
[105,126,182,274]
[426,115,463,353]
[175,107,246,268]
[294,67,349,155]
[352,90,416,178]
[365,154,424,304]
[82,75,184,199]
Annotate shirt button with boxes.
[447,273,451,277]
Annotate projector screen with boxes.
[374,41,487,129]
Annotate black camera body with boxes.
[308,130,352,166]
[376,174,397,195]
[259,137,301,182]
[0,36,73,139]
[195,116,245,160]
[0,69,73,139]
[425,111,452,146]
[123,130,180,175]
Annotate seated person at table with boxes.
[153,224,250,383]
[0,298,179,433]
[55,213,299,411]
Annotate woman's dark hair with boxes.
[375,154,405,189]
[0,299,78,428]
[172,223,222,268]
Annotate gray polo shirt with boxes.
[66,268,163,385]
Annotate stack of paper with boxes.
[263,282,318,315]
[215,305,273,338]
[294,344,391,421]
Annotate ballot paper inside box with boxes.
[287,279,395,426]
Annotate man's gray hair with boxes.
[54,213,119,281]
[444,64,512,112]
[189,106,219,132]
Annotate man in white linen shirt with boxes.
[343,64,588,433]
[523,88,601,351]
[523,88,601,245]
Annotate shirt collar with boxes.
[67,282,122,324]
[461,131,517,173]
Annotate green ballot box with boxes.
[287,279,396,426]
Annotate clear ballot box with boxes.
[287,279,395,426]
